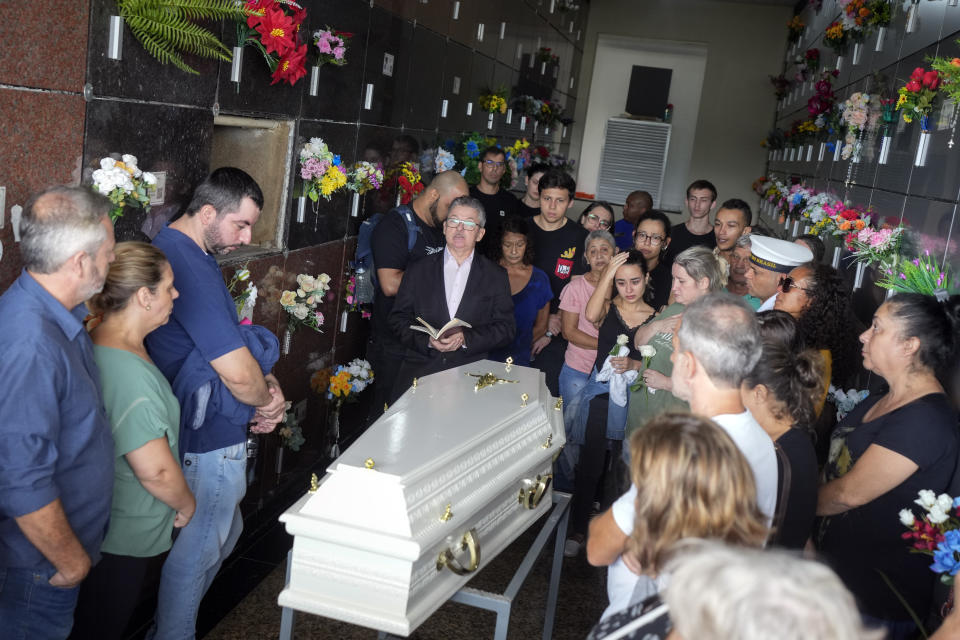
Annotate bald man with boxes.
[369,170,469,417]
[614,190,652,250]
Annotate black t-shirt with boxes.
[529,218,588,313]
[470,185,520,255]
[646,261,673,311]
[593,305,651,374]
[517,200,539,218]
[817,393,960,619]
[772,428,818,551]
[663,221,716,264]
[588,593,671,640]
[370,206,444,346]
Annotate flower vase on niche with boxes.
[806,144,814,162]
[852,42,863,66]
[327,408,341,459]
[833,138,843,161]
[915,115,932,167]
[835,55,844,73]
[275,444,285,474]
[818,141,827,162]
[878,101,898,165]
[832,246,841,268]
[282,328,292,356]
[875,27,886,52]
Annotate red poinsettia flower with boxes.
[290,6,307,32]
[336,31,355,38]
[257,7,297,56]
[245,0,271,29]
[271,42,307,85]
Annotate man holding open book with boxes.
[388,196,515,402]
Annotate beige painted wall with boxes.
[571,0,792,213]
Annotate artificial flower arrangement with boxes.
[877,250,955,297]
[770,73,791,100]
[345,161,384,195]
[91,154,158,222]
[808,70,840,136]
[280,273,331,333]
[238,0,308,86]
[803,48,821,76]
[479,87,509,114]
[311,358,374,411]
[342,270,371,318]
[278,401,305,451]
[840,92,871,160]
[827,385,870,421]
[300,138,348,203]
[535,47,559,64]
[840,0,870,43]
[227,264,258,322]
[930,52,960,113]
[896,67,941,127]
[824,20,851,57]
[458,132,496,185]
[836,206,872,242]
[434,148,456,173]
[846,224,903,271]
[313,26,351,66]
[394,162,424,205]
[900,490,960,584]
[786,15,805,44]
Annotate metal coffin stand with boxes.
[278,492,572,640]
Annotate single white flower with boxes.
[142,171,157,186]
[937,493,954,514]
[296,288,306,298]
[121,154,138,167]
[237,268,250,281]
[100,157,116,170]
[292,303,309,320]
[916,489,938,510]
[929,505,950,524]
[639,345,656,358]
[318,273,332,285]
[616,334,628,347]
[899,509,915,527]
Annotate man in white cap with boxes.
[743,235,813,312]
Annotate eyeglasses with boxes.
[779,276,814,294]
[635,231,665,245]
[585,213,611,229]
[446,217,480,231]
[483,160,506,169]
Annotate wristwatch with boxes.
[545,330,555,338]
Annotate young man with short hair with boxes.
[517,163,549,218]
[663,179,718,264]
[713,198,753,263]
[469,146,519,253]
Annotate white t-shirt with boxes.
[602,410,777,619]
[757,291,778,312]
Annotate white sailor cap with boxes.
[749,235,813,274]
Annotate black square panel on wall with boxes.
[83,100,214,241]
[287,121,359,249]
[374,0,416,21]
[473,1,500,60]
[299,0,371,123]
[467,54,496,132]
[360,7,412,127]
[442,42,474,132]
[215,46,305,118]
[403,27,445,131]
[867,190,907,227]
[898,0,947,61]
[415,0,452,36]
[355,124,404,217]
[448,0,480,51]
[902,197,957,259]
[87,0,219,106]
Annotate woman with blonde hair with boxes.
[587,413,768,631]
[71,242,195,639]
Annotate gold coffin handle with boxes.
[518,474,553,510]
[436,528,481,575]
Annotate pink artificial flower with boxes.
[346,295,354,304]
[315,311,325,324]
[240,317,253,325]
[361,310,371,319]
[317,38,332,54]
[333,46,345,60]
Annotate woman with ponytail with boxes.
[742,310,825,550]
[817,293,960,638]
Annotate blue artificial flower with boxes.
[460,168,467,177]
[791,193,803,206]
[333,155,341,166]
[826,142,836,152]
[953,496,960,509]
[931,530,960,576]
[465,140,479,158]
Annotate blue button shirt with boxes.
[0,271,114,571]
[146,227,248,454]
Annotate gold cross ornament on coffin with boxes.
[465,371,518,391]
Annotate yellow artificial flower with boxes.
[280,290,297,307]
[895,93,907,109]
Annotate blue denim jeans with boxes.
[148,442,246,640]
[0,566,81,639]
[557,363,591,488]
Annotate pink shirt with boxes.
[558,275,599,373]
[443,247,474,319]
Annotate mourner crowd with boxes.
[1,150,960,639]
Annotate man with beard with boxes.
[369,170,469,415]
[144,167,286,639]
[0,187,116,637]
[388,196,514,400]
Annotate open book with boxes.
[409,316,472,340]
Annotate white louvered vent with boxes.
[596,118,671,206]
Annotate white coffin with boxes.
[278,360,565,636]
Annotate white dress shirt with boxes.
[757,291,778,312]
[443,247,474,319]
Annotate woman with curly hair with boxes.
[774,262,861,389]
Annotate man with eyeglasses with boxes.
[663,179,718,265]
[743,235,813,312]
[369,171,469,416]
[469,146,520,254]
[388,196,515,400]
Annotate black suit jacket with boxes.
[387,251,515,399]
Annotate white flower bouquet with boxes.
[280,272,332,333]
[91,154,157,221]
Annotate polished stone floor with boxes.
[202,504,609,640]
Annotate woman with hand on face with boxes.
[556,230,617,488]
[71,243,196,640]
[489,216,553,366]
[623,246,727,450]
[817,293,960,639]
[632,210,672,311]
[563,250,656,557]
